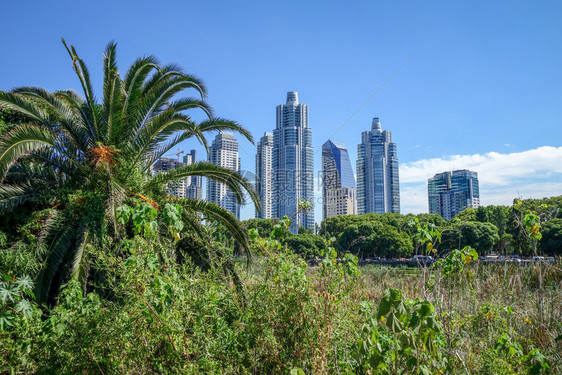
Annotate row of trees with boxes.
[225,197,561,259]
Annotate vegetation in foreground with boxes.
[0,41,561,374]
[1,218,561,374]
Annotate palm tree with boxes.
[0,39,259,303]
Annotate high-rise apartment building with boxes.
[428,169,480,220]
[255,132,274,219]
[273,91,314,233]
[152,149,202,199]
[356,117,400,214]
[183,150,203,200]
[321,140,357,220]
[207,132,241,219]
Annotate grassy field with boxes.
[231,252,562,374]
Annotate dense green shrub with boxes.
[283,233,327,258]
[337,221,413,258]
[442,221,500,254]
[541,218,562,255]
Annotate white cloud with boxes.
[399,146,562,214]
[400,146,562,185]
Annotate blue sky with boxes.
[1,1,561,222]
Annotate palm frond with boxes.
[0,91,51,125]
[10,87,92,152]
[0,124,56,179]
[35,218,83,304]
[141,63,205,98]
[55,90,96,143]
[0,183,40,212]
[126,112,207,172]
[122,56,159,126]
[61,38,100,140]
[198,117,255,145]
[100,41,124,145]
[170,97,213,118]
[130,74,209,140]
[71,230,90,292]
[145,161,261,211]
[143,127,208,172]
[178,198,253,260]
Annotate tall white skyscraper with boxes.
[255,132,274,219]
[356,117,400,214]
[273,91,314,233]
[322,140,357,220]
[207,132,240,219]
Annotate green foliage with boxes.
[284,233,327,258]
[442,221,500,254]
[338,221,413,258]
[540,218,562,255]
[352,289,446,374]
[409,217,441,255]
[0,40,259,303]
[437,246,479,277]
[523,213,542,242]
[0,276,35,331]
[242,218,279,238]
[476,206,490,222]
[131,202,158,237]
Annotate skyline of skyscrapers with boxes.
[151,95,485,224]
[321,140,357,220]
[207,131,241,219]
[255,132,274,219]
[428,169,480,220]
[356,117,400,215]
[272,91,315,233]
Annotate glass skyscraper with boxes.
[321,140,357,220]
[428,169,480,220]
[207,132,241,219]
[356,117,400,214]
[273,91,314,233]
[255,132,274,219]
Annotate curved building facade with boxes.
[321,140,357,220]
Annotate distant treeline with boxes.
[211,196,562,259]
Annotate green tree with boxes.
[442,221,500,254]
[0,40,259,303]
[486,205,512,253]
[320,214,362,237]
[337,221,413,258]
[242,218,279,238]
[475,206,489,222]
[540,218,562,256]
[284,233,326,258]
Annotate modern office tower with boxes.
[273,91,314,233]
[428,169,480,220]
[183,150,203,200]
[255,132,274,219]
[207,132,241,219]
[321,140,357,220]
[356,117,400,214]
